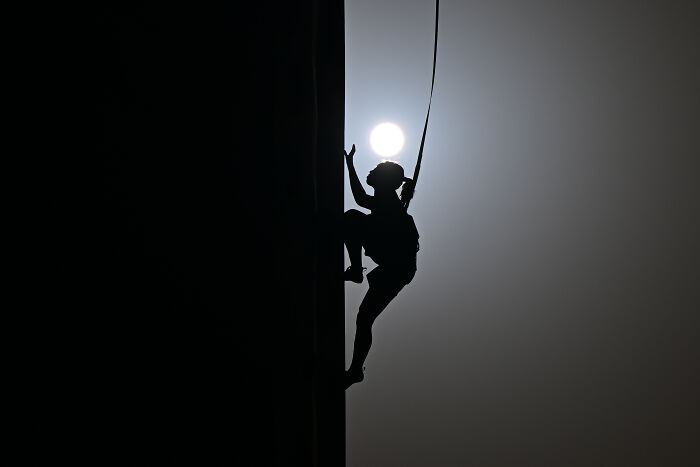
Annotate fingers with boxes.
[344,144,357,157]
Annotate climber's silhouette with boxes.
[344,144,419,389]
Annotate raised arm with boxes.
[344,144,374,210]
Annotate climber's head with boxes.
[367,161,406,191]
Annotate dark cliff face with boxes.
[27,2,345,465]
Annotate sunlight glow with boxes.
[370,122,405,157]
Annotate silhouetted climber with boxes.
[344,144,419,389]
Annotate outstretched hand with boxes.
[344,144,356,161]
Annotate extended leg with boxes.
[346,285,401,388]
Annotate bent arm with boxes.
[345,154,373,209]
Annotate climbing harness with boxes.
[403,0,439,210]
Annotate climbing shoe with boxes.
[343,266,365,283]
[344,368,364,389]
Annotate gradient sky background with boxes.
[343,1,699,465]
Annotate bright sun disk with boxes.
[370,122,404,157]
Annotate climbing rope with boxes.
[403,0,439,210]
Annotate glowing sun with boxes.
[370,122,404,157]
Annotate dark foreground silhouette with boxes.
[344,144,419,389]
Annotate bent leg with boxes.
[344,209,366,271]
[347,284,404,378]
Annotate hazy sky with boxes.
[343,1,700,465]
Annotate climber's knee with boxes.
[355,308,375,330]
[344,209,366,226]
[356,299,383,329]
